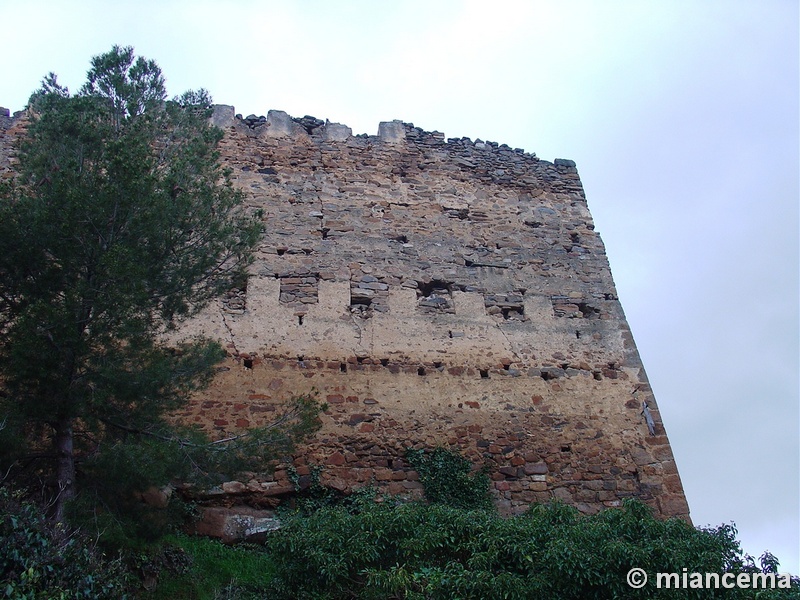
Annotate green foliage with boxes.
[0,486,131,599]
[143,534,274,600]
[405,446,492,510]
[0,46,322,529]
[264,498,799,599]
[282,465,378,517]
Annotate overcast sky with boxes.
[2,0,797,573]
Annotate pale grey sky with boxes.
[2,0,797,573]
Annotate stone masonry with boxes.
[0,105,690,520]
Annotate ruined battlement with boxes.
[0,107,24,180]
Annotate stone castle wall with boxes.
[173,106,689,519]
[0,104,689,520]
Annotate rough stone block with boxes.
[323,122,352,141]
[378,120,406,144]
[210,104,235,129]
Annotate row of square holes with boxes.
[242,356,606,384]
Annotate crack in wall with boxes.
[494,321,523,366]
[219,310,240,356]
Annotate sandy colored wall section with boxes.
[176,356,686,518]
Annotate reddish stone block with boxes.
[523,462,549,475]
[465,401,480,409]
[347,413,369,426]
[235,419,250,428]
[326,452,346,466]
[387,482,404,495]
[644,435,670,446]
[657,494,689,517]
[326,477,348,492]
[495,481,511,491]
[326,394,345,404]
[374,468,393,481]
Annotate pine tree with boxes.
[0,46,321,525]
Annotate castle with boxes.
[0,104,689,525]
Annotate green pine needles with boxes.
[0,46,321,527]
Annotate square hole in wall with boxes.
[416,280,455,314]
[485,291,525,320]
[551,296,601,319]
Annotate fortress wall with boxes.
[174,108,689,518]
[0,105,689,519]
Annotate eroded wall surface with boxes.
[0,105,689,519]
[173,107,689,519]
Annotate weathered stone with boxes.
[210,104,235,129]
[0,105,688,522]
[524,462,549,475]
[265,109,303,138]
[378,120,406,144]
[322,122,352,141]
[190,506,281,544]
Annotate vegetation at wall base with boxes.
[140,534,275,600]
[264,498,799,599]
[3,479,798,599]
[0,486,133,599]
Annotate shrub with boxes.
[282,465,378,517]
[405,446,492,510]
[263,498,800,599]
[145,534,275,600]
[0,486,131,599]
